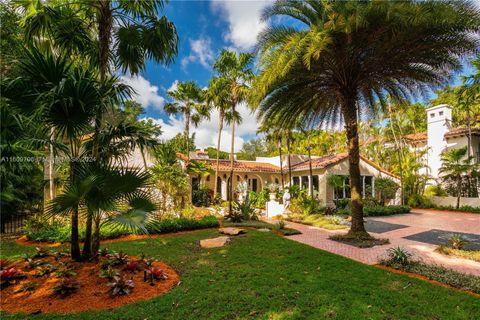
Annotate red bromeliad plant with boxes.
[125,260,140,272]
[0,268,18,284]
[146,267,168,280]
[0,259,10,270]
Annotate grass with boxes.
[1,230,479,319]
[286,214,347,230]
[436,245,480,262]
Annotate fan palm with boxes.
[439,147,478,208]
[252,0,480,237]
[164,81,210,162]
[212,50,254,214]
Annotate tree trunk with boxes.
[214,111,224,200]
[140,146,148,171]
[69,159,81,261]
[228,104,236,216]
[342,101,368,237]
[278,138,285,189]
[98,1,112,81]
[457,176,462,209]
[82,211,93,259]
[185,111,190,162]
[92,215,101,254]
[307,133,314,199]
[287,134,292,186]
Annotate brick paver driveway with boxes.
[284,208,480,276]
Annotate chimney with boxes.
[427,104,452,179]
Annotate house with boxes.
[179,151,400,206]
[404,104,480,180]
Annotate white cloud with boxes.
[181,37,214,69]
[211,0,272,50]
[167,80,178,93]
[144,103,258,153]
[120,75,165,110]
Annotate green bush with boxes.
[435,205,480,213]
[291,196,325,215]
[333,205,410,217]
[364,205,410,216]
[25,216,219,243]
[249,190,268,208]
[407,194,432,208]
[147,216,219,234]
[192,186,211,207]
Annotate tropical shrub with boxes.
[14,282,37,294]
[108,274,135,296]
[108,252,129,266]
[146,267,168,280]
[100,267,118,280]
[374,178,399,205]
[383,247,414,267]
[407,194,432,208]
[53,277,80,295]
[228,197,258,222]
[291,197,325,215]
[448,234,470,250]
[192,186,211,207]
[249,190,269,208]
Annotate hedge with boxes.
[336,205,411,217]
[26,216,219,243]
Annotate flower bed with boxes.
[0,248,179,314]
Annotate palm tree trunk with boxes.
[214,111,224,200]
[69,158,81,261]
[98,0,112,81]
[185,111,190,161]
[343,102,367,236]
[228,104,236,215]
[140,146,148,171]
[278,138,285,188]
[457,176,462,209]
[92,215,101,254]
[82,211,93,259]
[287,134,292,186]
[307,133,314,199]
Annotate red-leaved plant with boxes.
[125,260,139,272]
[146,267,168,280]
[53,277,80,296]
[0,259,10,270]
[0,268,17,284]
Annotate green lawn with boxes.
[1,230,479,319]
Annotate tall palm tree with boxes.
[205,76,243,200]
[212,50,254,214]
[252,0,480,238]
[439,147,478,209]
[164,81,210,162]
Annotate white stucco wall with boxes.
[429,196,480,208]
[426,104,452,179]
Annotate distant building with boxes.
[404,104,480,180]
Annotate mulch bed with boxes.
[0,254,180,314]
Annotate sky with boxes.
[124,0,477,153]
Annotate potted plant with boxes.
[267,183,280,201]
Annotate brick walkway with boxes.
[282,209,480,276]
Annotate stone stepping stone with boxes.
[219,227,245,236]
[200,236,230,248]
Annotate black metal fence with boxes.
[1,212,30,234]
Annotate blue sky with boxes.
[123,0,477,152]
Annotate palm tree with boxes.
[212,50,254,214]
[164,81,210,162]
[252,0,480,238]
[439,147,478,209]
